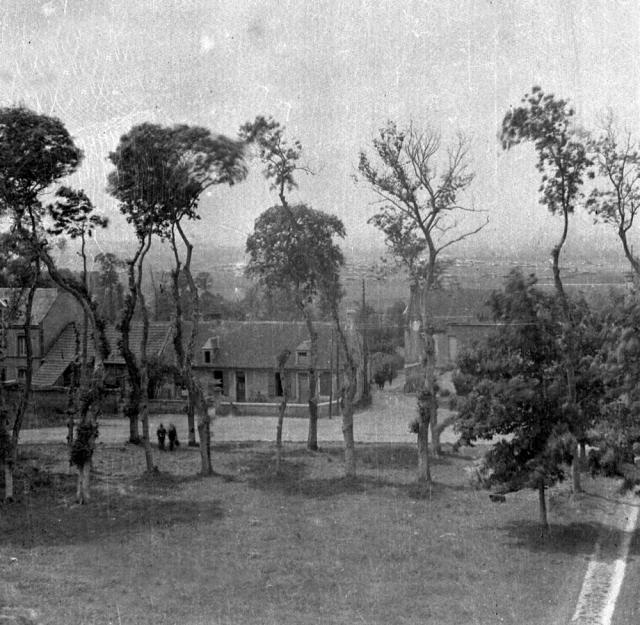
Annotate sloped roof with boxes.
[103,322,173,365]
[425,289,492,323]
[194,321,338,370]
[0,288,59,325]
[35,321,174,388]
[32,323,78,387]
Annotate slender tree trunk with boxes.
[8,278,38,500]
[168,241,198,447]
[538,480,549,531]
[417,327,437,482]
[197,401,213,476]
[333,312,358,478]
[275,350,290,474]
[175,223,212,473]
[553,209,582,494]
[341,375,357,478]
[39,246,110,506]
[417,420,431,483]
[302,306,319,451]
[76,462,91,504]
[137,235,154,473]
[186,404,197,447]
[3,462,13,502]
[119,239,148,445]
[276,400,286,473]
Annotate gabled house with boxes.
[0,288,84,385]
[32,320,174,391]
[404,288,493,372]
[192,320,362,411]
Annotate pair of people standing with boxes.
[156,423,179,451]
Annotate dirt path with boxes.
[571,496,639,624]
[21,390,459,446]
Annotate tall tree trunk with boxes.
[39,247,110,505]
[538,480,549,531]
[119,238,148,445]
[168,246,198,447]
[275,350,290,474]
[339,363,357,478]
[553,209,582,494]
[138,245,154,474]
[302,306,319,451]
[417,327,437,482]
[333,310,358,478]
[197,396,213,476]
[175,222,212,473]
[8,278,38,500]
[3,462,13,502]
[76,462,91,504]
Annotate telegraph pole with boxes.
[362,278,370,403]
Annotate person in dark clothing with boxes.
[168,423,179,451]
[156,423,167,451]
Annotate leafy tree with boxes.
[588,291,640,482]
[588,117,640,278]
[500,86,593,492]
[47,187,108,460]
[358,120,485,481]
[246,204,346,450]
[94,253,125,324]
[0,105,108,503]
[323,275,360,478]
[242,116,331,451]
[108,128,164,460]
[241,282,305,321]
[456,271,571,530]
[110,122,246,474]
[274,348,290,474]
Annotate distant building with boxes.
[192,319,364,408]
[0,288,84,384]
[404,288,493,373]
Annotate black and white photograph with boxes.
[1,1,640,623]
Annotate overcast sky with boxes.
[2,0,640,262]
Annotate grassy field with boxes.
[0,440,622,625]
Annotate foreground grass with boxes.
[0,441,624,625]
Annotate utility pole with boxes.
[362,278,370,403]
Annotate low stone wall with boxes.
[217,400,340,418]
[148,399,187,414]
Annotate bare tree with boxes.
[358,121,485,482]
[588,115,640,278]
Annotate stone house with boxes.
[404,288,494,373]
[192,319,366,414]
[0,288,84,384]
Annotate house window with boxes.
[204,350,211,364]
[213,370,224,394]
[17,368,26,382]
[0,368,5,382]
[296,350,308,365]
[17,335,26,357]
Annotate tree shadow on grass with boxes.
[281,444,457,471]
[0,470,224,549]
[498,519,640,562]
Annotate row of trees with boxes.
[0,106,369,500]
[3,84,640,509]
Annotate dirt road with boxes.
[20,390,459,446]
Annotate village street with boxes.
[20,389,459,446]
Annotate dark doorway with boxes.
[236,371,246,402]
[275,372,284,396]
